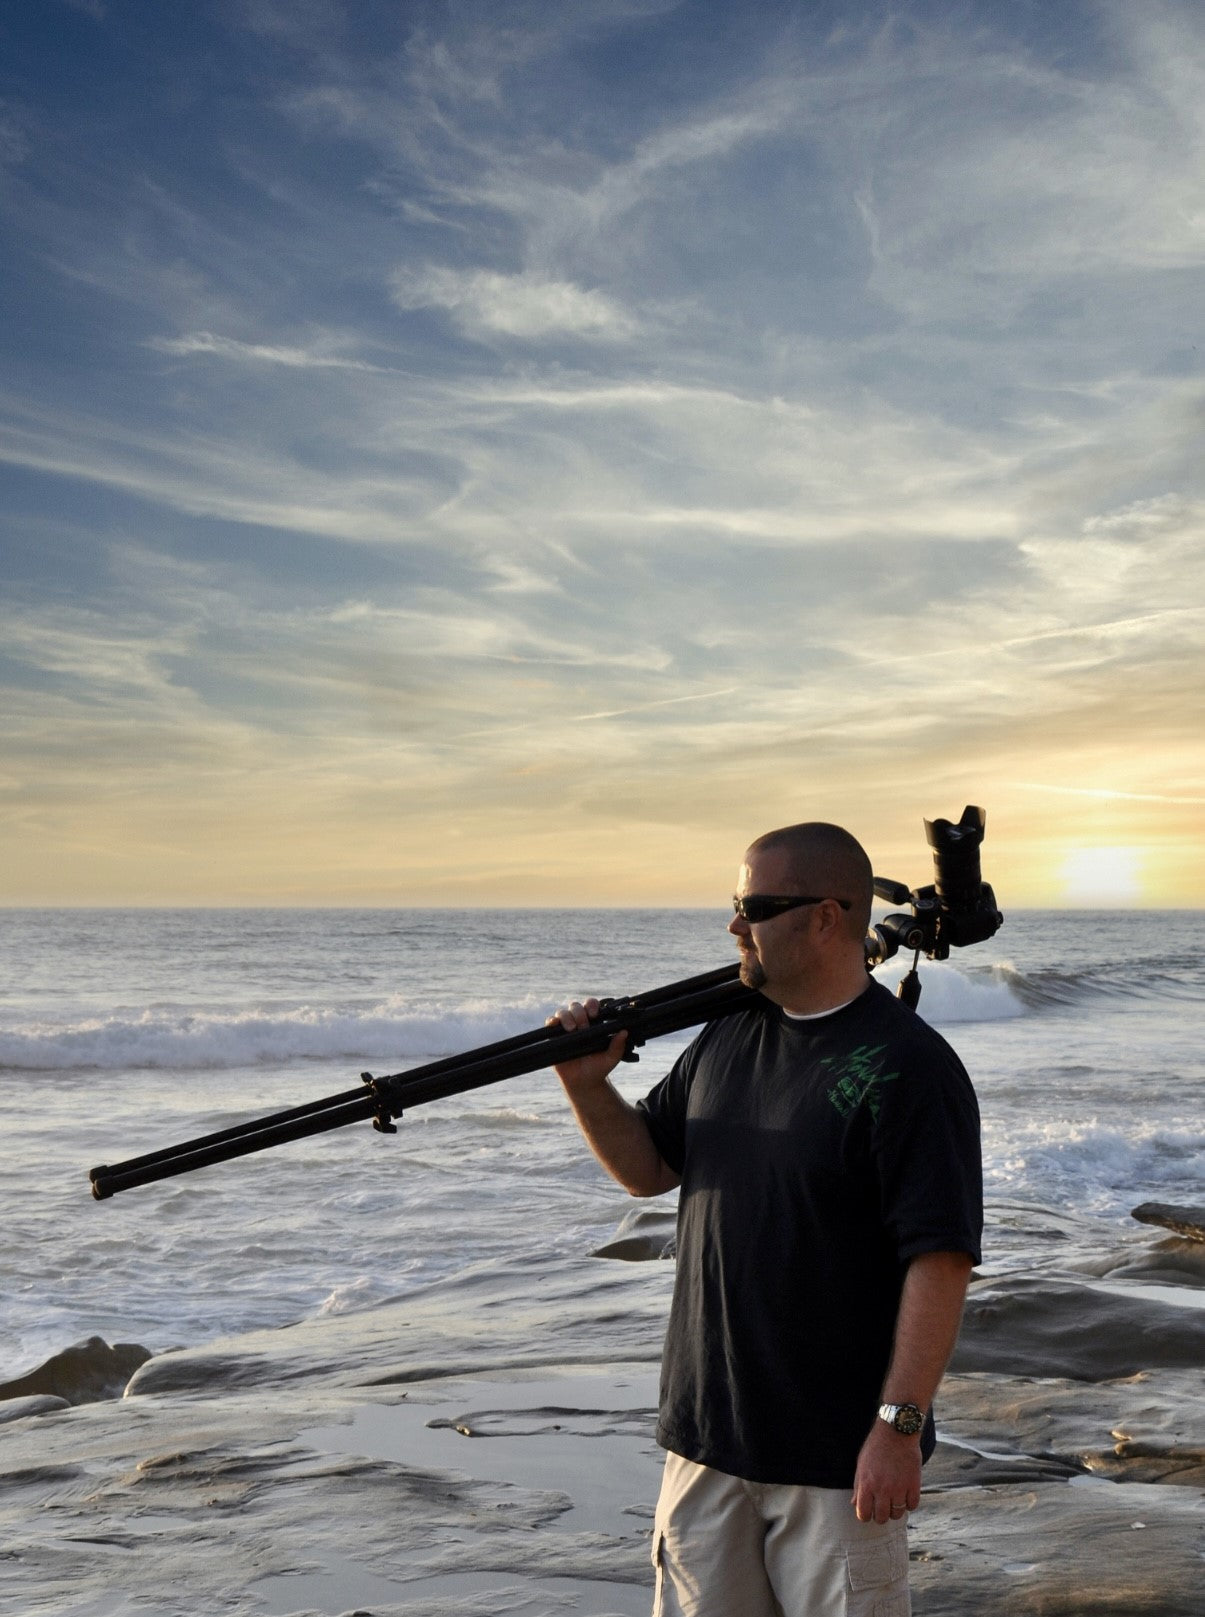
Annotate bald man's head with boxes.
[744,822,873,940]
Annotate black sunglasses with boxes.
[732,894,853,924]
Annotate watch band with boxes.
[877,1400,925,1435]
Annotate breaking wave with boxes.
[0,999,550,1073]
[873,959,1025,1024]
[1,961,1033,1073]
[911,957,1201,1017]
[983,1117,1205,1220]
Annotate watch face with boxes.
[894,1403,924,1435]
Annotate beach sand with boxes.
[2,1213,1203,1617]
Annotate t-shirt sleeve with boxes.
[635,1028,710,1177]
[871,1030,984,1267]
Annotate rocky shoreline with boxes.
[1,1208,1202,1616]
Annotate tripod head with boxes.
[866,806,1003,1005]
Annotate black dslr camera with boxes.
[866,805,1003,1006]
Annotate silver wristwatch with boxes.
[878,1401,925,1436]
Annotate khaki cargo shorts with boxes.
[652,1451,910,1617]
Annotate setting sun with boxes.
[1058,846,1146,907]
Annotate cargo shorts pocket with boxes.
[845,1531,909,1617]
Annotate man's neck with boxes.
[769,973,871,1018]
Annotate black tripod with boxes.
[89,964,758,1200]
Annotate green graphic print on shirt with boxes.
[823,1043,900,1122]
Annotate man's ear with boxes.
[816,899,847,941]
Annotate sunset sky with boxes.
[2,0,1202,908]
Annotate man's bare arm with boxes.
[549,999,681,1198]
[852,1249,974,1524]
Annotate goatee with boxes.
[739,953,766,991]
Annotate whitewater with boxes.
[1,906,1202,1379]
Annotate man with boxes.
[551,822,982,1617]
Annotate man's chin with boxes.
[739,956,766,991]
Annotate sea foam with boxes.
[874,959,1026,1024]
[0,999,549,1072]
[0,964,1028,1073]
[983,1116,1205,1218]
[0,954,1040,1073]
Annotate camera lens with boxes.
[924,806,986,915]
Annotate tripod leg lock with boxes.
[597,997,643,1060]
[362,1073,399,1134]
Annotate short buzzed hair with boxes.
[746,822,873,938]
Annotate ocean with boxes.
[2,906,1203,1382]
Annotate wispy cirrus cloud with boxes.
[147,332,389,371]
[390,266,640,342]
[1,0,1203,902]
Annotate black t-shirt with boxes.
[636,980,982,1487]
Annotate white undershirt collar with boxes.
[781,994,860,1022]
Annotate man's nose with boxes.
[727,912,749,938]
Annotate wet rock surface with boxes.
[0,1334,152,1406]
[953,1271,1205,1378]
[908,1480,1204,1616]
[937,1367,1205,1486]
[0,1237,1201,1615]
[1077,1234,1205,1288]
[1132,1202,1205,1243]
[591,1206,677,1261]
[0,1392,71,1422]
